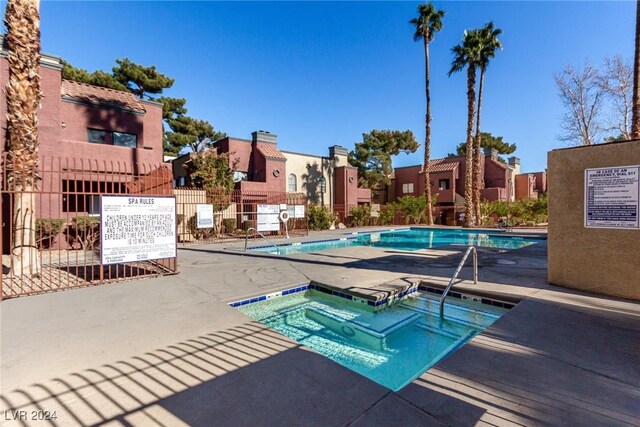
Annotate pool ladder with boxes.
[439,245,478,319]
[244,227,279,254]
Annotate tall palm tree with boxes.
[410,2,445,226]
[4,0,42,277]
[449,30,481,227]
[632,0,640,139]
[473,22,502,223]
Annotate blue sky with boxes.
[3,1,636,172]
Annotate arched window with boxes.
[288,174,297,192]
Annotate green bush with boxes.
[349,204,371,227]
[67,216,100,250]
[480,195,548,226]
[378,203,398,225]
[36,218,65,249]
[398,195,427,224]
[187,214,214,240]
[223,218,237,233]
[307,205,334,230]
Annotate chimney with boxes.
[329,145,348,158]
[508,156,521,175]
[483,148,499,159]
[252,130,277,144]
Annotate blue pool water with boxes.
[238,289,507,391]
[251,228,542,255]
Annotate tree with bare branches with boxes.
[555,62,605,146]
[599,56,633,140]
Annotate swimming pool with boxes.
[250,227,542,255]
[236,287,508,391]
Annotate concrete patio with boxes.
[1,227,639,426]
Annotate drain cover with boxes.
[496,259,517,265]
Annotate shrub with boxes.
[481,195,549,226]
[67,216,100,250]
[187,214,214,240]
[349,204,371,227]
[223,218,237,233]
[398,195,427,224]
[36,218,65,249]
[378,203,398,225]
[307,205,334,230]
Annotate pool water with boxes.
[251,228,541,255]
[238,289,507,391]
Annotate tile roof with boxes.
[257,144,287,160]
[424,160,458,173]
[61,80,146,113]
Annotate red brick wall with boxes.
[394,166,422,198]
[334,166,366,210]
[220,138,253,173]
[393,166,458,204]
[533,171,547,193]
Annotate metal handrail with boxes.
[244,227,279,254]
[439,245,478,318]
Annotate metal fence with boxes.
[1,154,177,300]
[175,188,308,245]
[335,203,462,227]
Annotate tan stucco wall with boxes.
[548,140,640,300]
[282,151,338,207]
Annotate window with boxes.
[62,180,125,213]
[87,129,137,148]
[233,171,248,183]
[402,183,414,194]
[88,129,107,144]
[113,132,137,148]
[288,174,297,192]
[439,179,450,190]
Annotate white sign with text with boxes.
[257,204,280,232]
[294,205,306,219]
[196,204,214,228]
[585,166,639,229]
[101,195,177,265]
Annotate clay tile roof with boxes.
[424,160,458,173]
[257,145,287,160]
[61,80,146,113]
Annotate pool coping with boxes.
[228,281,518,311]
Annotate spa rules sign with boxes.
[100,195,177,265]
[584,166,640,229]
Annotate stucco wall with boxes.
[548,140,640,301]
[282,151,333,206]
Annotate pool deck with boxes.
[2,227,639,426]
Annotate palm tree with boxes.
[449,30,481,227]
[473,22,502,223]
[632,0,640,139]
[410,2,445,226]
[4,0,42,277]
